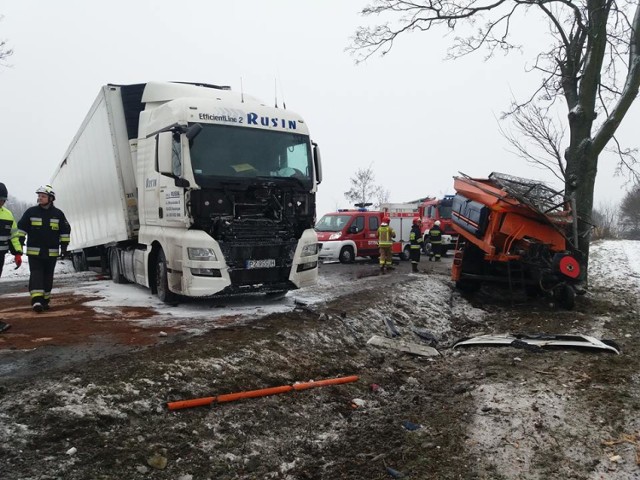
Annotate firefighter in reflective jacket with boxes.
[377,216,396,274]
[428,220,443,261]
[17,185,71,313]
[409,217,423,272]
[0,182,23,279]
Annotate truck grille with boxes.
[220,240,297,286]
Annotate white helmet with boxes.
[434,220,441,227]
[36,184,56,201]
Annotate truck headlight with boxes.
[301,243,319,257]
[329,232,342,240]
[191,267,222,277]
[188,247,217,261]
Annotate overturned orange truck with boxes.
[450,172,583,309]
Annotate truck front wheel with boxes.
[339,246,355,264]
[155,249,178,304]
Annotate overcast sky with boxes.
[1,1,638,217]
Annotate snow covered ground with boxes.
[3,239,639,321]
[2,240,640,480]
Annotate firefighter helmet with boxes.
[413,217,421,225]
[382,216,390,225]
[36,185,55,201]
[0,182,7,201]
[434,220,441,227]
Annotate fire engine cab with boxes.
[419,195,457,253]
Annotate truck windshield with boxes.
[440,205,452,219]
[315,215,351,232]
[188,123,313,186]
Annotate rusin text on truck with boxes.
[51,82,322,302]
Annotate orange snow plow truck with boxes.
[450,172,583,309]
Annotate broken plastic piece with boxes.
[384,318,400,338]
[412,327,438,347]
[453,333,620,354]
[367,335,439,357]
[510,339,545,353]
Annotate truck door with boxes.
[366,215,380,254]
[347,215,366,255]
[152,132,187,227]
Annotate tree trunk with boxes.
[565,138,598,283]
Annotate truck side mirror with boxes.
[156,132,173,175]
[313,142,323,184]
[186,123,203,141]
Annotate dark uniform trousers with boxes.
[429,227,443,261]
[28,256,58,306]
[409,225,422,269]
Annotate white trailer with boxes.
[51,82,322,302]
[380,202,420,261]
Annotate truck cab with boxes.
[315,209,384,263]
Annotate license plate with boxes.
[246,259,276,269]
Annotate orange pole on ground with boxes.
[216,385,293,403]
[166,375,359,411]
[167,396,216,411]
[293,375,359,391]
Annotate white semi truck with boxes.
[51,81,322,302]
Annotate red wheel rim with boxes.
[559,256,580,279]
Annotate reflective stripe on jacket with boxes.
[378,225,395,247]
[410,225,423,249]
[18,204,71,257]
[428,226,443,244]
[0,206,22,254]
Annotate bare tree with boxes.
[0,15,13,66]
[498,104,567,184]
[374,187,391,208]
[619,185,640,237]
[348,0,640,270]
[344,166,383,206]
[591,201,619,240]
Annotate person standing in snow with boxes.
[377,216,396,274]
[409,217,423,273]
[0,182,22,332]
[17,185,71,313]
[0,182,23,278]
[428,220,443,262]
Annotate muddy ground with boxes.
[0,251,639,480]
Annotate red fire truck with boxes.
[419,195,457,254]
[315,205,404,263]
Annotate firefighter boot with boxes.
[412,263,419,273]
[380,265,386,275]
